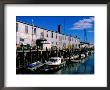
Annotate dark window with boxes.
[51,32,53,38]
[20,38,24,41]
[56,34,57,39]
[25,25,28,33]
[76,44,77,47]
[16,23,18,32]
[56,42,57,45]
[63,43,66,47]
[47,31,48,37]
[34,28,36,34]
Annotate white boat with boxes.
[73,55,79,59]
[68,55,81,63]
[45,57,64,66]
[39,57,66,72]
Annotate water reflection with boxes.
[55,53,94,74]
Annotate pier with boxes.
[16,45,94,74]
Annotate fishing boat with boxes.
[70,54,81,63]
[46,57,66,67]
[27,61,44,71]
[73,55,79,59]
[40,57,66,72]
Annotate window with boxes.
[72,44,74,47]
[16,23,18,32]
[34,28,36,34]
[76,44,77,47]
[20,38,24,41]
[51,31,53,38]
[52,42,54,44]
[56,42,57,45]
[56,34,57,39]
[47,31,48,37]
[25,25,28,33]
[63,43,66,47]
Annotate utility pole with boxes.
[83,20,87,43]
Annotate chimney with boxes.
[58,25,61,34]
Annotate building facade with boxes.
[16,21,80,50]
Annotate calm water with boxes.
[55,53,94,74]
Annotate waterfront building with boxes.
[16,21,80,50]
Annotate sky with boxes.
[16,16,94,44]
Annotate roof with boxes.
[17,21,80,39]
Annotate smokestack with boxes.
[58,25,61,34]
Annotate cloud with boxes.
[70,17,94,30]
[83,17,94,22]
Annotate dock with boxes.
[16,45,94,74]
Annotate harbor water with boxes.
[54,53,94,74]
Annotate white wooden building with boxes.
[16,21,80,50]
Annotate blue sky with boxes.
[16,16,94,44]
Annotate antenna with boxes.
[84,29,87,43]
